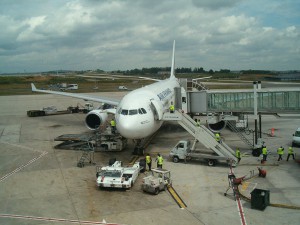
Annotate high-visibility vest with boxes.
[110,120,116,127]
[196,121,200,126]
[236,149,241,158]
[277,147,284,155]
[158,156,164,165]
[146,155,151,164]
[215,133,220,141]
[169,105,174,111]
[288,147,293,154]
[262,147,267,155]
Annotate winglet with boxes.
[31,83,37,92]
[170,40,176,79]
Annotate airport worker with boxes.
[215,133,221,143]
[110,118,116,134]
[145,153,152,171]
[156,153,164,169]
[169,102,175,113]
[277,146,284,161]
[287,146,295,161]
[262,146,267,162]
[196,119,201,127]
[236,148,241,163]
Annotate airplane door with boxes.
[150,100,163,120]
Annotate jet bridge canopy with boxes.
[187,88,300,114]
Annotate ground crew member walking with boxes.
[110,118,116,134]
[156,153,164,169]
[215,133,221,143]
[287,146,295,161]
[196,119,201,127]
[262,146,267,162]
[277,146,284,161]
[145,153,152,171]
[169,102,175,113]
[236,148,241,163]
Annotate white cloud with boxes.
[0,0,299,73]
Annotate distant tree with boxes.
[219,69,230,73]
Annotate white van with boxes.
[292,127,300,147]
[118,86,128,90]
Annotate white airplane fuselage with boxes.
[31,40,179,141]
[115,77,180,139]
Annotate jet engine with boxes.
[207,114,227,132]
[85,110,108,130]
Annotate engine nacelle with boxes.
[85,109,108,130]
[207,114,227,132]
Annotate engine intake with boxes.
[207,114,227,132]
[85,110,108,130]
[208,120,227,132]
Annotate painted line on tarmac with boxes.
[0,151,48,183]
[0,214,125,225]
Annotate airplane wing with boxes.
[78,74,161,82]
[31,83,120,106]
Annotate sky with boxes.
[0,0,299,73]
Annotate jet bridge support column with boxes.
[253,81,258,145]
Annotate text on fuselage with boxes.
[157,88,172,101]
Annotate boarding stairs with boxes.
[163,111,238,165]
[77,141,95,168]
[226,120,253,149]
[186,79,209,91]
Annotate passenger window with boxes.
[121,109,128,115]
[141,108,147,114]
[129,109,138,115]
[138,109,143,114]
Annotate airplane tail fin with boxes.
[31,83,37,92]
[170,40,176,79]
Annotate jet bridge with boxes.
[163,111,238,166]
[178,79,300,151]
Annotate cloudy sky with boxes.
[0,0,299,73]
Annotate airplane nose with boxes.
[116,116,151,139]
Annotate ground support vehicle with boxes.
[27,104,92,117]
[142,168,172,195]
[54,126,126,152]
[97,128,127,152]
[292,127,300,147]
[96,160,141,189]
[169,140,228,166]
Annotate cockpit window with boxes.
[118,108,122,114]
[121,109,128,115]
[129,109,138,115]
[138,109,143,114]
[141,108,147,114]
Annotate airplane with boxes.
[31,40,181,152]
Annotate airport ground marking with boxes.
[0,151,48,183]
[0,214,126,225]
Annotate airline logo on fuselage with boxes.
[157,88,172,101]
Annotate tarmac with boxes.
[0,92,299,225]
